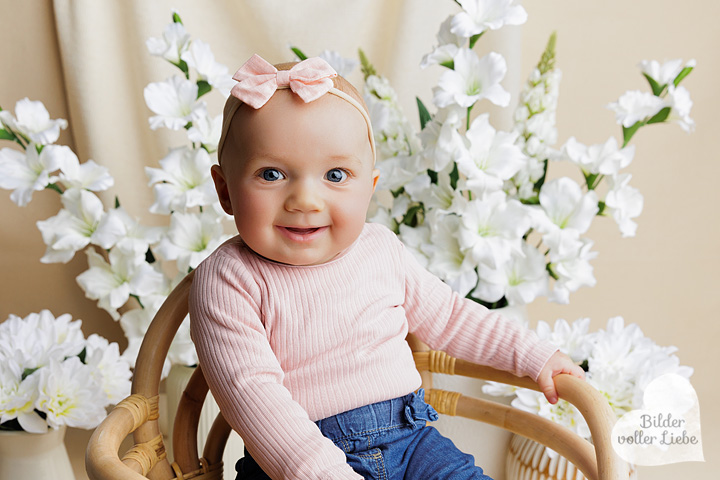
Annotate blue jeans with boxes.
[235,389,493,479]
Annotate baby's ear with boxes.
[211,164,234,215]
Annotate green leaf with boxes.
[449,163,459,190]
[416,97,432,130]
[647,106,671,125]
[597,200,606,216]
[673,66,694,87]
[177,59,189,77]
[622,121,643,147]
[427,169,438,185]
[78,347,87,364]
[22,367,39,381]
[197,80,212,99]
[358,48,376,80]
[642,73,665,96]
[532,159,549,191]
[290,46,308,61]
[172,11,184,24]
[402,204,424,227]
[145,247,156,264]
[45,183,63,194]
[115,195,120,208]
[439,60,455,70]
[469,32,484,49]
[546,262,559,281]
[0,128,14,141]
[520,196,540,205]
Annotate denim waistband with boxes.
[314,389,439,442]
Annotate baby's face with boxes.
[213,90,379,266]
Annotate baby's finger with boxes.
[538,373,558,404]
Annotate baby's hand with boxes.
[536,351,585,404]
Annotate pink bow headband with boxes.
[218,54,376,164]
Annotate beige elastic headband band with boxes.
[217,86,376,166]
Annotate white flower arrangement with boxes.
[0,1,695,429]
[0,310,132,433]
[482,316,694,442]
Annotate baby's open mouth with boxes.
[277,226,328,242]
[285,227,321,235]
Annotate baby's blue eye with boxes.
[261,169,284,182]
[325,168,348,183]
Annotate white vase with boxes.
[506,434,637,480]
[165,364,245,480]
[430,304,528,479]
[0,425,75,480]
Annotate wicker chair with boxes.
[86,270,629,480]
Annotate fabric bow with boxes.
[230,54,338,109]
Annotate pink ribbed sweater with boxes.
[189,223,557,480]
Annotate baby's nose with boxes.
[284,180,323,212]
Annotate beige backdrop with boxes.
[0,1,716,479]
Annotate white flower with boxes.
[84,334,132,404]
[605,173,643,237]
[638,58,694,86]
[433,49,510,108]
[180,40,234,96]
[56,150,114,192]
[146,146,217,214]
[318,50,358,77]
[607,90,666,128]
[144,76,204,130]
[0,144,68,206]
[404,168,466,214]
[0,98,68,145]
[536,317,595,363]
[155,211,229,272]
[456,114,526,194]
[419,105,466,171]
[187,107,222,152]
[544,230,597,303]
[35,356,107,429]
[36,188,106,263]
[365,75,398,102]
[535,177,599,235]
[94,206,165,256]
[665,84,694,132]
[421,16,463,69]
[0,360,45,433]
[375,154,425,193]
[424,213,479,297]
[76,249,166,320]
[146,21,191,64]
[451,0,527,37]
[474,242,548,305]
[561,137,635,176]
[457,191,530,269]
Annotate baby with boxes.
[189,54,584,480]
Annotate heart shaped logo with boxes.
[611,373,704,465]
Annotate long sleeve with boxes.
[400,240,558,381]
[189,252,362,480]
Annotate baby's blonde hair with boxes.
[217,61,374,166]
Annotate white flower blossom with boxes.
[0,98,68,145]
[84,334,132,403]
[421,16,463,68]
[433,49,510,108]
[424,213,479,297]
[187,106,222,152]
[451,0,527,37]
[544,230,597,303]
[0,360,45,433]
[76,249,165,320]
[534,177,599,235]
[35,356,107,429]
[56,150,114,192]
[561,136,635,176]
[144,76,204,130]
[146,146,217,214]
[665,84,694,132]
[94,206,165,256]
[318,50,358,77]
[456,113,526,195]
[419,105,466,172]
[536,317,596,363]
[638,58,695,86]
[457,191,530,269]
[512,388,590,439]
[474,242,548,305]
[146,21,191,64]
[180,40,234,96]
[155,211,229,272]
[0,144,65,206]
[605,173,643,237]
[607,90,666,128]
[36,188,106,263]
